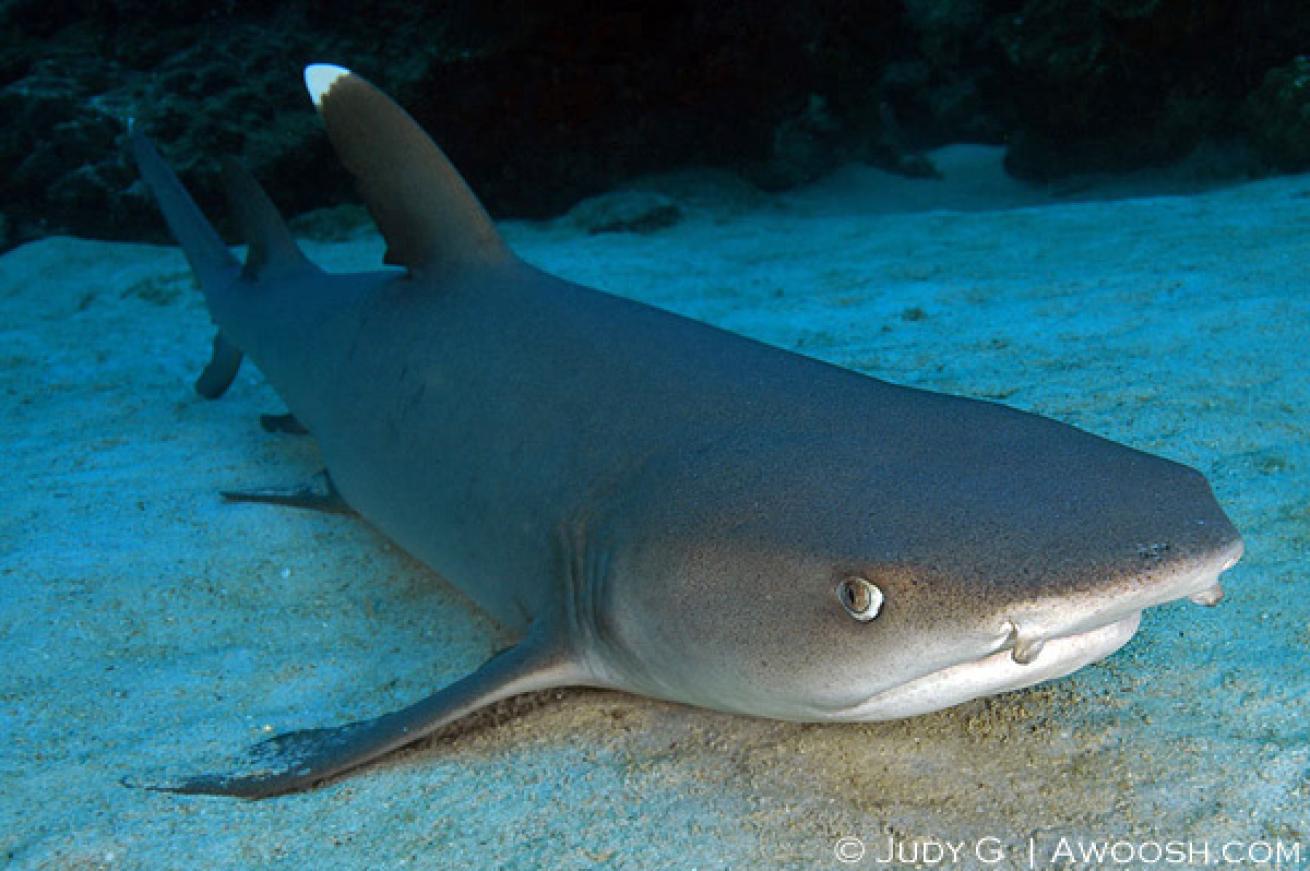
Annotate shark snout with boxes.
[998,521,1243,669]
[835,517,1245,722]
[1186,532,1244,605]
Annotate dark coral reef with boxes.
[3,0,1309,249]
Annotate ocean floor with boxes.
[2,145,1306,869]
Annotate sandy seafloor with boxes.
[2,146,1307,870]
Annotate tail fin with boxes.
[130,126,247,398]
[128,125,239,291]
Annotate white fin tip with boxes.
[304,64,352,107]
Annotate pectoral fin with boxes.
[146,632,583,799]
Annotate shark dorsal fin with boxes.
[220,157,315,281]
[304,64,509,277]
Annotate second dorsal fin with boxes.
[303,64,509,276]
[220,157,315,281]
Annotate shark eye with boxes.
[837,576,883,622]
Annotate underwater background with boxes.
[2,2,1308,869]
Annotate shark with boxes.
[128,64,1244,799]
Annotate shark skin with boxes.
[127,64,1243,799]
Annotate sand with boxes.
[2,146,1306,869]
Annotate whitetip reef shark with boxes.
[128,64,1244,799]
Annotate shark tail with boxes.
[129,126,239,292]
[130,125,318,398]
[129,126,245,398]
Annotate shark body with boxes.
[129,65,1243,798]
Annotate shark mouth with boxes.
[831,614,1143,721]
[832,537,1243,722]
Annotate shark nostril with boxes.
[1189,536,1241,606]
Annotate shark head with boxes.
[591,385,1243,722]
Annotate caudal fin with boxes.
[130,127,246,398]
[128,126,239,291]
